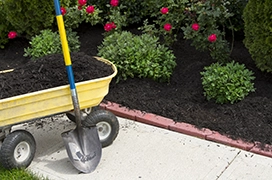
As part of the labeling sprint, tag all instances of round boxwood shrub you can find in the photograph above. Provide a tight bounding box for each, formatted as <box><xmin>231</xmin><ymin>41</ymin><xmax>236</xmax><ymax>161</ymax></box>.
<box><xmin>97</xmin><ymin>31</ymin><xmax>176</xmax><ymax>82</ymax></box>
<box><xmin>200</xmin><ymin>61</ymin><xmax>255</xmax><ymax>104</ymax></box>
<box><xmin>243</xmin><ymin>0</ymin><xmax>272</xmax><ymax>72</ymax></box>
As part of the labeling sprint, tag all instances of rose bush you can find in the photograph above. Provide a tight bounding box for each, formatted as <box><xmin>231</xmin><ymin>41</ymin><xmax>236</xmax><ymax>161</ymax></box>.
<box><xmin>139</xmin><ymin>1</ymin><xmax>186</xmax><ymax>45</ymax></box>
<box><xmin>140</xmin><ymin>0</ymin><xmax>235</xmax><ymax>62</ymax></box>
<box><xmin>181</xmin><ymin>0</ymin><xmax>234</xmax><ymax>62</ymax></box>
<box><xmin>1</xmin><ymin>0</ymin><xmax>249</xmax><ymax>67</ymax></box>
<box><xmin>63</xmin><ymin>3</ymin><xmax>102</xmax><ymax>30</ymax></box>
<box><xmin>99</xmin><ymin>0</ymin><xmax>127</xmax><ymax>37</ymax></box>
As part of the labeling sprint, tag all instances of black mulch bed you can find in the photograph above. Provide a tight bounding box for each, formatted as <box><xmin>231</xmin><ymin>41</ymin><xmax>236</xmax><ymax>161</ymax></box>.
<box><xmin>1</xmin><ymin>23</ymin><xmax>272</xmax><ymax>147</ymax></box>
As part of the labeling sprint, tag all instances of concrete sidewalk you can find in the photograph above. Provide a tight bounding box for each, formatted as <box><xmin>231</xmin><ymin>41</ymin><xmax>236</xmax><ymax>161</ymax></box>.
<box><xmin>12</xmin><ymin>114</ymin><xmax>272</xmax><ymax>180</ymax></box>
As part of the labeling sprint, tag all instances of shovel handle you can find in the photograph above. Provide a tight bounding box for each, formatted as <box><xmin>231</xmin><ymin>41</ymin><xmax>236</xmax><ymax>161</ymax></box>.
<box><xmin>53</xmin><ymin>0</ymin><xmax>81</xmax><ymax>126</ymax></box>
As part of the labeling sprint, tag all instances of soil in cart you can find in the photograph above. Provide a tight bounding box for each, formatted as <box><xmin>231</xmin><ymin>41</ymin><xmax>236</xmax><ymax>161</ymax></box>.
<box><xmin>0</xmin><ymin>52</ymin><xmax>114</xmax><ymax>99</ymax></box>
<box><xmin>1</xmin><ymin>23</ymin><xmax>272</xmax><ymax>147</ymax></box>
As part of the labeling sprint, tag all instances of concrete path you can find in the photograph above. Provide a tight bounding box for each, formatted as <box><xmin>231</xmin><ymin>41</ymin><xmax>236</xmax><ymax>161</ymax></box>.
<box><xmin>12</xmin><ymin>114</ymin><xmax>272</xmax><ymax>180</ymax></box>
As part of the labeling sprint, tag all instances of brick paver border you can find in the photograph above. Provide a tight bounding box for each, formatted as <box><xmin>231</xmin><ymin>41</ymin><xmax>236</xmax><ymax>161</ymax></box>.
<box><xmin>100</xmin><ymin>101</ymin><xmax>272</xmax><ymax>158</ymax></box>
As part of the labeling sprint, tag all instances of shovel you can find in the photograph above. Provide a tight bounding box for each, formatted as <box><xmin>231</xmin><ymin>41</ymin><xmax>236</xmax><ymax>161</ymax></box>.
<box><xmin>53</xmin><ymin>0</ymin><xmax>102</xmax><ymax>173</ymax></box>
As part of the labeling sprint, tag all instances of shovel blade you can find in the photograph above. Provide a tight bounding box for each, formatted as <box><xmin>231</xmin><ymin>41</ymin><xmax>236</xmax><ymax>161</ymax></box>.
<box><xmin>62</xmin><ymin>126</ymin><xmax>102</xmax><ymax>173</ymax></box>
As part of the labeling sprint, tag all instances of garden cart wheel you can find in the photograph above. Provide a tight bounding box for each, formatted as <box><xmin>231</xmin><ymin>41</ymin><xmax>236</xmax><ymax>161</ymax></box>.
<box><xmin>0</xmin><ymin>130</ymin><xmax>36</xmax><ymax>169</ymax></box>
<box><xmin>83</xmin><ymin>109</ymin><xmax>119</xmax><ymax>148</ymax></box>
<box><xmin>66</xmin><ymin>106</ymin><xmax>101</xmax><ymax>122</ymax></box>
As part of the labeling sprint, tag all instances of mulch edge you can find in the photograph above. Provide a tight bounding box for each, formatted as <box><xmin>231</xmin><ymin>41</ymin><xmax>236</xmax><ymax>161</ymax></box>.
<box><xmin>100</xmin><ymin>101</ymin><xmax>272</xmax><ymax>159</ymax></box>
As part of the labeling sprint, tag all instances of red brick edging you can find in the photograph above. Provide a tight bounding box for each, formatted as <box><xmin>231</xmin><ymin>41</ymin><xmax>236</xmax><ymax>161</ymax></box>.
<box><xmin>100</xmin><ymin>101</ymin><xmax>272</xmax><ymax>158</ymax></box>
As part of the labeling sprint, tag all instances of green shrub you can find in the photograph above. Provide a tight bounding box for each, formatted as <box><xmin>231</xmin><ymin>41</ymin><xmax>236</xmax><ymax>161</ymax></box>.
<box><xmin>0</xmin><ymin>1</ymin><xmax>10</xmax><ymax>49</ymax></box>
<box><xmin>24</xmin><ymin>29</ymin><xmax>80</xmax><ymax>59</ymax></box>
<box><xmin>200</xmin><ymin>61</ymin><xmax>255</xmax><ymax>104</ymax></box>
<box><xmin>63</xmin><ymin>5</ymin><xmax>102</xmax><ymax>30</ymax></box>
<box><xmin>4</xmin><ymin>0</ymin><xmax>55</xmax><ymax>39</ymax></box>
<box><xmin>63</xmin><ymin>6</ymin><xmax>85</xmax><ymax>29</ymax></box>
<box><xmin>243</xmin><ymin>0</ymin><xmax>272</xmax><ymax>72</ymax></box>
<box><xmin>141</xmin><ymin>0</ymin><xmax>234</xmax><ymax>62</ymax></box>
<box><xmin>60</xmin><ymin>0</ymin><xmax>77</xmax><ymax>7</ymax></box>
<box><xmin>97</xmin><ymin>31</ymin><xmax>176</xmax><ymax>82</ymax></box>
<box><xmin>181</xmin><ymin>0</ymin><xmax>234</xmax><ymax>63</ymax></box>
<box><xmin>140</xmin><ymin>0</ymin><xmax>187</xmax><ymax>45</ymax></box>
<box><xmin>88</xmin><ymin>0</ymin><xmax>145</xmax><ymax>25</ymax></box>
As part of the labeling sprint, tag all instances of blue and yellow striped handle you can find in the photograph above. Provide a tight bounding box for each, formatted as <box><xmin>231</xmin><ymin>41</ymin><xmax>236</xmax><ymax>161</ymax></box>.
<box><xmin>53</xmin><ymin>0</ymin><xmax>75</xmax><ymax>89</ymax></box>
<box><xmin>53</xmin><ymin>0</ymin><xmax>81</xmax><ymax>119</ymax></box>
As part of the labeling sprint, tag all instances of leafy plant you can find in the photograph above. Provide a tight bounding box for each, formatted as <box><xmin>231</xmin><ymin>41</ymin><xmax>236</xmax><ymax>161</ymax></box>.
<box><xmin>140</xmin><ymin>0</ymin><xmax>187</xmax><ymax>45</ymax></box>
<box><xmin>97</xmin><ymin>31</ymin><xmax>176</xmax><ymax>82</ymax></box>
<box><xmin>88</xmin><ymin>0</ymin><xmax>145</xmax><ymax>25</ymax></box>
<box><xmin>106</xmin><ymin>4</ymin><xmax>127</xmax><ymax>30</ymax></box>
<box><xmin>200</xmin><ymin>61</ymin><xmax>255</xmax><ymax>104</ymax></box>
<box><xmin>60</xmin><ymin>0</ymin><xmax>77</xmax><ymax>7</ymax></box>
<box><xmin>63</xmin><ymin>5</ymin><xmax>102</xmax><ymax>30</ymax></box>
<box><xmin>140</xmin><ymin>0</ymin><xmax>234</xmax><ymax>62</ymax></box>
<box><xmin>181</xmin><ymin>0</ymin><xmax>234</xmax><ymax>62</ymax></box>
<box><xmin>243</xmin><ymin>0</ymin><xmax>272</xmax><ymax>72</ymax></box>
<box><xmin>4</xmin><ymin>0</ymin><xmax>55</xmax><ymax>39</ymax></box>
<box><xmin>24</xmin><ymin>29</ymin><xmax>80</xmax><ymax>59</ymax></box>
<box><xmin>102</xmin><ymin>1</ymin><xmax>128</xmax><ymax>36</ymax></box>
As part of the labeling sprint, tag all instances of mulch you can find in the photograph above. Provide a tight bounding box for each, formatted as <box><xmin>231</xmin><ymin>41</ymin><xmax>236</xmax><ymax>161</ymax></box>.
<box><xmin>0</xmin><ymin>52</ymin><xmax>113</xmax><ymax>99</ymax></box>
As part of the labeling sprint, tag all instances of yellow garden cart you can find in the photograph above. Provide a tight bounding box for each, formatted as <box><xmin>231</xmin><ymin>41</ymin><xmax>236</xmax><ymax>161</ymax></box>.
<box><xmin>0</xmin><ymin>57</ymin><xmax>119</xmax><ymax>171</ymax></box>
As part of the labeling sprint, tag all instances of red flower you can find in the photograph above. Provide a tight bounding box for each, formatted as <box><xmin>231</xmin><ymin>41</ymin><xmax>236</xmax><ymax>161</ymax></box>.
<box><xmin>78</xmin><ymin>0</ymin><xmax>87</xmax><ymax>6</ymax></box>
<box><xmin>191</xmin><ymin>23</ymin><xmax>200</xmax><ymax>31</ymax></box>
<box><xmin>8</xmin><ymin>31</ymin><xmax>17</xmax><ymax>39</ymax></box>
<box><xmin>110</xmin><ymin>0</ymin><xmax>118</xmax><ymax>7</ymax></box>
<box><xmin>160</xmin><ymin>7</ymin><xmax>169</xmax><ymax>14</ymax></box>
<box><xmin>104</xmin><ymin>22</ymin><xmax>117</xmax><ymax>31</ymax></box>
<box><xmin>104</xmin><ymin>23</ymin><xmax>112</xmax><ymax>32</ymax></box>
<box><xmin>86</xmin><ymin>5</ymin><xmax>95</xmax><ymax>14</ymax></box>
<box><xmin>60</xmin><ymin>7</ymin><xmax>66</xmax><ymax>15</ymax></box>
<box><xmin>208</xmin><ymin>34</ymin><xmax>217</xmax><ymax>42</ymax></box>
<box><xmin>164</xmin><ymin>23</ymin><xmax>172</xmax><ymax>31</ymax></box>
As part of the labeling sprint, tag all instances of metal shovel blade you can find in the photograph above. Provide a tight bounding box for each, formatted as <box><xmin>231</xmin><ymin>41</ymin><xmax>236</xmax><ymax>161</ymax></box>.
<box><xmin>61</xmin><ymin>126</ymin><xmax>102</xmax><ymax>173</ymax></box>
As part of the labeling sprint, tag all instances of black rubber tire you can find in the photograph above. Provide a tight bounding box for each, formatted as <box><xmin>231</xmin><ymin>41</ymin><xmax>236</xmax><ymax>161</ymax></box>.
<box><xmin>83</xmin><ymin>110</ymin><xmax>119</xmax><ymax>148</ymax></box>
<box><xmin>0</xmin><ymin>130</ymin><xmax>36</xmax><ymax>169</ymax></box>
<box><xmin>66</xmin><ymin>106</ymin><xmax>101</xmax><ymax>123</ymax></box>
